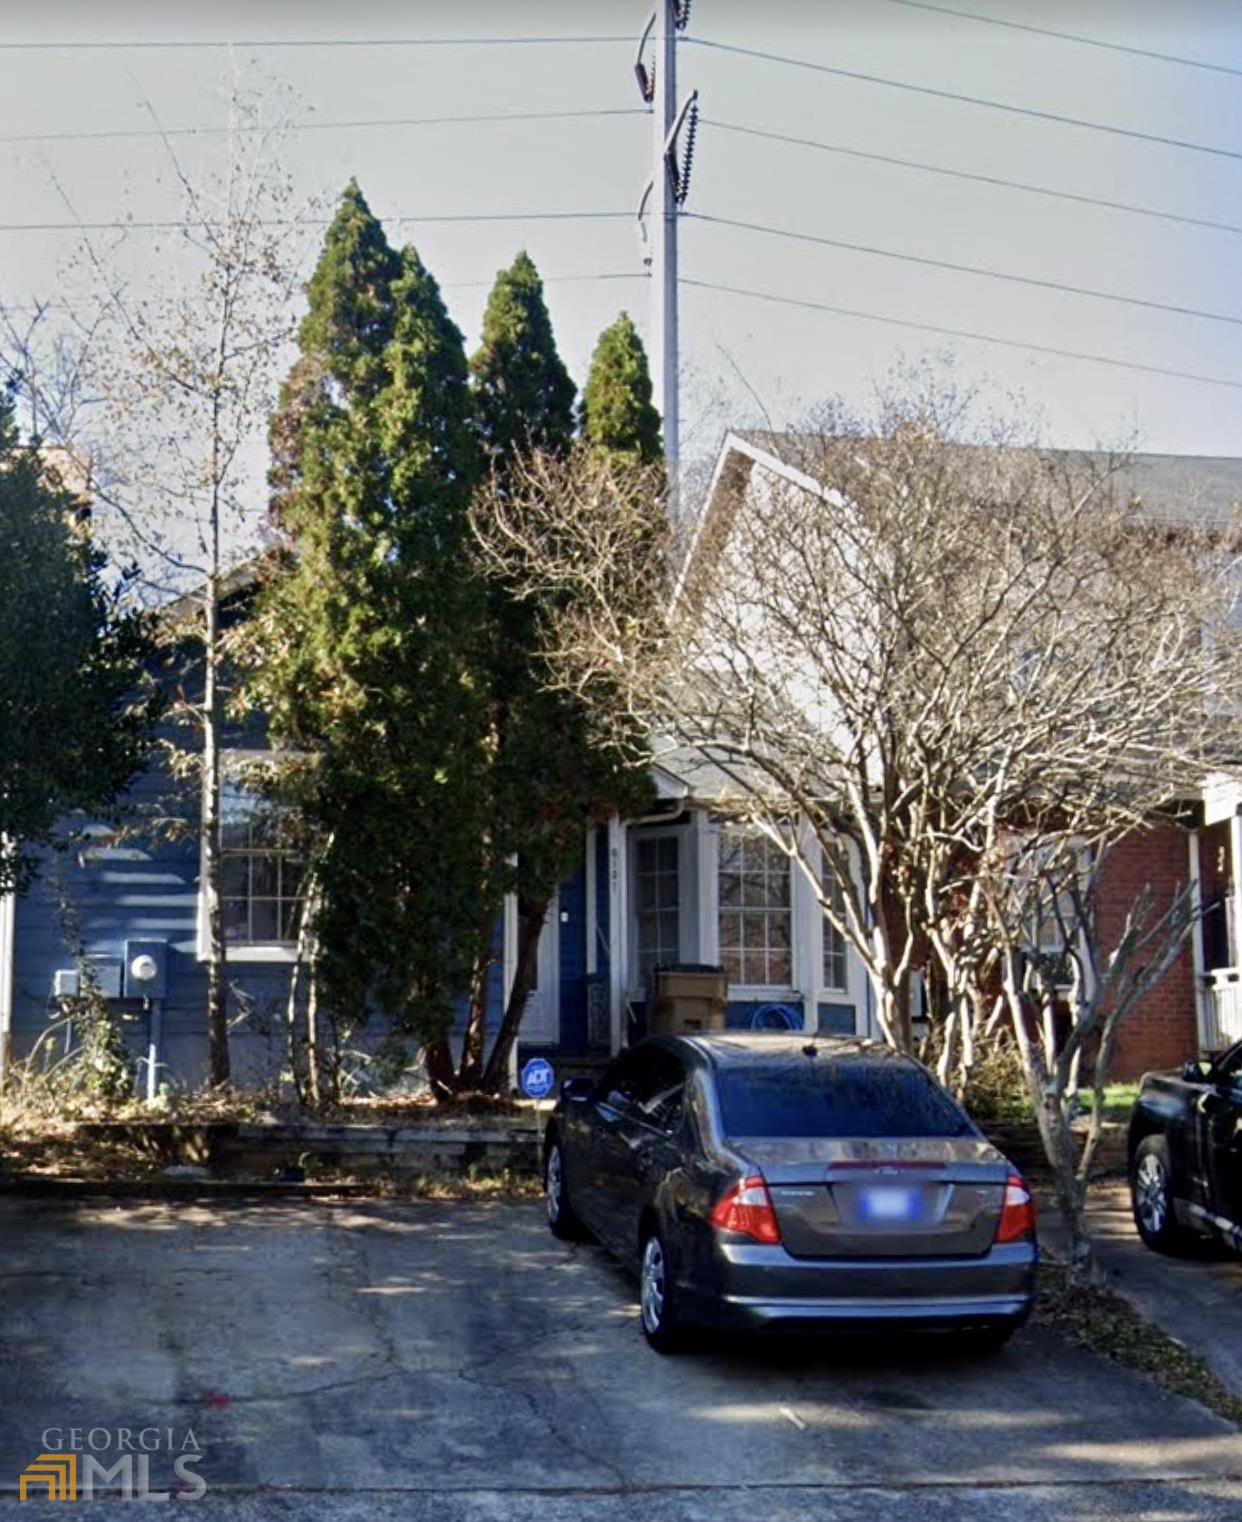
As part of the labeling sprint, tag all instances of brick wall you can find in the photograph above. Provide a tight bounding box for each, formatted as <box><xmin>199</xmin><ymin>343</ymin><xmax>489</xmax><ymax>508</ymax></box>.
<box><xmin>1100</xmin><ymin>823</ymin><xmax>1198</xmax><ymax>1080</ymax></box>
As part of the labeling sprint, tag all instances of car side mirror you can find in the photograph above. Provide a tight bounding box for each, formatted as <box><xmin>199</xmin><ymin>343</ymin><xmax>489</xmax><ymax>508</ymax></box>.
<box><xmin>560</xmin><ymin>1077</ymin><xmax>595</xmax><ymax>1103</ymax></box>
<box><xmin>1182</xmin><ymin>1059</ymin><xmax>1213</xmax><ymax>1083</ymax></box>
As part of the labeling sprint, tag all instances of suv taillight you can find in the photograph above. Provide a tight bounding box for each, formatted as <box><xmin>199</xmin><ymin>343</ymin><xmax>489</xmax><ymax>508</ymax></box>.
<box><xmin>710</xmin><ymin>1174</ymin><xmax>781</xmax><ymax>1244</ymax></box>
<box><xmin>994</xmin><ymin>1174</ymin><xmax>1037</xmax><ymax>1244</ymax></box>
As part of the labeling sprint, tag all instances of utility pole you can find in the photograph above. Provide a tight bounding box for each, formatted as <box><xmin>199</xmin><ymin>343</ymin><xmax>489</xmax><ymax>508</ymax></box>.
<box><xmin>635</xmin><ymin>3</ymin><xmax>698</xmax><ymax>492</ymax></box>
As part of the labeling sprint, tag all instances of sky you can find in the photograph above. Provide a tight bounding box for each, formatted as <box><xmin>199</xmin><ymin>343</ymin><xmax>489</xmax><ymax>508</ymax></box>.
<box><xmin>1</xmin><ymin>0</ymin><xmax>1240</xmax><ymax>507</ymax></box>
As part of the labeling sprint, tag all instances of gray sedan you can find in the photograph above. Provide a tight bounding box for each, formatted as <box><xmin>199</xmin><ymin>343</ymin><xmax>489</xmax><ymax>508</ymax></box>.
<box><xmin>543</xmin><ymin>1034</ymin><xmax>1037</xmax><ymax>1352</ymax></box>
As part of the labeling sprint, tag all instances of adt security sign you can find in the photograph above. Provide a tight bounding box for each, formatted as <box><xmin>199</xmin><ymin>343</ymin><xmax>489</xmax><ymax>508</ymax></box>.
<box><xmin>520</xmin><ymin>1057</ymin><xmax>556</xmax><ymax>1100</ymax></box>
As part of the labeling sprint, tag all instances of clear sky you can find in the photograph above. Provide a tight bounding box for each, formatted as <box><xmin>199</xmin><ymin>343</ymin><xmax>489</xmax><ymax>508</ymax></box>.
<box><xmin>1</xmin><ymin>0</ymin><xmax>1240</xmax><ymax>486</ymax></box>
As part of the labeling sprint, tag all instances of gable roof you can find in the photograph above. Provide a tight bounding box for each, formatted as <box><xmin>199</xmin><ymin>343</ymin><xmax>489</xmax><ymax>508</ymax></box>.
<box><xmin>677</xmin><ymin>429</ymin><xmax>1242</xmax><ymax>601</ymax></box>
<box><xmin>733</xmin><ymin>429</ymin><xmax>1242</xmax><ymax>527</ymax></box>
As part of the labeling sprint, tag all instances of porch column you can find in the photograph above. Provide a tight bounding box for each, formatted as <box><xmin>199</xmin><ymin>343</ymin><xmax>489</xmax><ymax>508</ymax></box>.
<box><xmin>1188</xmin><ymin>828</ymin><xmax>1207</xmax><ymax>1051</ymax></box>
<box><xmin>607</xmin><ymin>814</ymin><xmax>627</xmax><ymax>1054</ymax></box>
<box><xmin>1230</xmin><ymin>810</ymin><xmax>1242</xmax><ymax>977</ymax></box>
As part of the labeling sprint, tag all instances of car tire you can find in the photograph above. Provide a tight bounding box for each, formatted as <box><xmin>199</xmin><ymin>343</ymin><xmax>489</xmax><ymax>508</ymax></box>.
<box><xmin>639</xmin><ymin>1226</ymin><xmax>685</xmax><ymax>1354</ymax></box>
<box><xmin>1131</xmin><ymin>1135</ymin><xmax>1192</xmax><ymax>1254</ymax></box>
<box><xmin>545</xmin><ymin>1139</ymin><xmax>588</xmax><ymax>1242</ymax></box>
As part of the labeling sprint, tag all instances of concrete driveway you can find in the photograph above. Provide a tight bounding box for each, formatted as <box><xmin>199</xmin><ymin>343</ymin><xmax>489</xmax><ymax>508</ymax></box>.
<box><xmin>0</xmin><ymin>1195</ymin><xmax>1239</xmax><ymax>1521</ymax></box>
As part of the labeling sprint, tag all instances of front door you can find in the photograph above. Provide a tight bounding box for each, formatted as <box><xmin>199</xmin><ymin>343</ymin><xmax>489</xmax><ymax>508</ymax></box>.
<box><xmin>518</xmin><ymin>894</ymin><xmax>560</xmax><ymax>1045</ymax></box>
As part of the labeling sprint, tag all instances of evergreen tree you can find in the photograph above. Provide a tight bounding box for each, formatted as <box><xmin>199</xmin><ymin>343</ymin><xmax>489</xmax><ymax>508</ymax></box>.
<box><xmin>249</xmin><ymin>184</ymin><xmax>489</xmax><ymax>1094</ymax></box>
<box><xmin>470</xmin><ymin>251</ymin><xmax>575</xmax><ymax>473</ymax></box>
<box><xmin>580</xmin><ymin>312</ymin><xmax>662</xmax><ymax>465</ymax></box>
<box><xmin>0</xmin><ymin>397</ymin><xmax>152</xmax><ymax>893</ymax></box>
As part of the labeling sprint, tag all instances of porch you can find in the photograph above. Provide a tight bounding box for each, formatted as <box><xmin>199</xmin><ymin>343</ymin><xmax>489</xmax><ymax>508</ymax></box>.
<box><xmin>1193</xmin><ymin>777</ymin><xmax>1242</xmax><ymax>1055</ymax></box>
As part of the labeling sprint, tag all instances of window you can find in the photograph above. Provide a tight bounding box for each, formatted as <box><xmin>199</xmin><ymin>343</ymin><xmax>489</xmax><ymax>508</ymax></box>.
<box><xmin>635</xmin><ymin>835</ymin><xmax>680</xmax><ymax>984</ymax></box>
<box><xmin>715</xmin><ymin>1058</ymin><xmax>975</xmax><ymax>1140</ymax></box>
<box><xmin>718</xmin><ymin>827</ymin><xmax>792</xmax><ymax>987</ymax></box>
<box><xmin>601</xmin><ymin>1046</ymin><xmax>686</xmax><ymax>1134</ymax></box>
<box><xmin>821</xmin><ymin>864</ymin><xmax>849</xmax><ymax>993</ymax></box>
<box><xmin>219</xmin><ymin>766</ymin><xmax>304</xmax><ymax>947</ymax></box>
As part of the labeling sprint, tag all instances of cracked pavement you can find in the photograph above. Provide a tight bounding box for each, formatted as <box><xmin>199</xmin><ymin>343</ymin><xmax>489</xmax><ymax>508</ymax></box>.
<box><xmin>0</xmin><ymin>1195</ymin><xmax>1240</xmax><ymax>1519</ymax></box>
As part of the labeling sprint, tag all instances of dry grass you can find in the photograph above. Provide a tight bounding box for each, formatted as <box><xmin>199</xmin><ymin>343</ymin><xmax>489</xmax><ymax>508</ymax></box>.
<box><xmin>1035</xmin><ymin>1260</ymin><xmax>1242</xmax><ymax>1429</ymax></box>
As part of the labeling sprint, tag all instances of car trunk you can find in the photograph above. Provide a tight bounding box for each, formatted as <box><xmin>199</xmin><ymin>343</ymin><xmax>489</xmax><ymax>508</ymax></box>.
<box><xmin>735</xmin><ymin>1137</ymin><xmax>1011</xmax><ymax>1259</ymax></box>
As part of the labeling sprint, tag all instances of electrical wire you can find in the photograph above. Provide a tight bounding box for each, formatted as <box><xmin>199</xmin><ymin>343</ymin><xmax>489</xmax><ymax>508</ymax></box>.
<box><xmin>0</xmin><ymin>211</ymin><xmax>635</xmax><ymax>233</ymax></box>
<box><xmin>0</xmin><ymin>271</ymin><xmax>644</xmax><ymax>315</ymax></box>
<box><xmin>876</xmin><ymin>0</ymin><xmax>1242</xmax><ymax>80</ymax></box>
<box><xmin>689</xmin><ymin>212</ymin><xmax>1242</xmax><ymax>332</ymax></box>
<box><xmin>0</xmin><ymin>34</ymin><xmax>634</xmax><ymax>52</ymax></box>
<box><xmin>708</xmin><ymin>119</ymin><xmax>1242</xmax><ymax>241</ymax></box>
<box><xmin>0</xmin><ymin>107</ymin><xmax>646</xmax><ymax>147</ymax></box>
<box><xmin>681</xmin><ymin>277</ymin><xmax>1242</xmax><ymax>393</ymax></box>
<box><xmin>686</xmin><ymin>37</ymin><xmax>1242</xmax><ymax>163</ymax></box>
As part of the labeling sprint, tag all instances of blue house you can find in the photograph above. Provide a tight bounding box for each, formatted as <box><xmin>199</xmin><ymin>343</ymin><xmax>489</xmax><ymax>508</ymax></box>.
<box><xmin>0</xmin><ymin>434</ymin><xmax>887</xmax><ymax>1094</ymax></box>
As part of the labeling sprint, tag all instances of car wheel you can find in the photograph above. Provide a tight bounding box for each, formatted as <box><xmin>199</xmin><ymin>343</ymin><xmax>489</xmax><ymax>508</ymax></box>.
<box><xmin>1131</xmin><ymin>1136</ymin><xmax>1191</xmax><ymax>1254</ymax></box>
<box><xmin>545</xmin><ymin>1139</ymin><xmax>588</xmax><ymax>1242</ymax></box>
<box><xmin>639</xmin><ymin>1227</ymin><xmax>685</xmax><ymax>1353</ymax></box>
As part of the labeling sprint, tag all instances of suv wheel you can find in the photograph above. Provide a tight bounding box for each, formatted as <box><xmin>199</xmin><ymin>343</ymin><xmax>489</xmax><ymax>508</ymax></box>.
<box><xmin>1132</xmin><ymin>1136</ymin><xmax>1191</xmax><ymax>1254</ymax></box>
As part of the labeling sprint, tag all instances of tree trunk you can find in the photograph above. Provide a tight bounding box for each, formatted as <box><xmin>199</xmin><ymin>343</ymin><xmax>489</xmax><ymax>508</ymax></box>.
<box><xmin>202</xmin><ymin>570</ymin><xmax>231</xmax><ymax>1087</ymax></box>
<box><xmin>457</xmin><ymin>919</ymin><xmax>498</xmax><ymax>1089</ymax></box>
<box><xmin>481</xmin><ymin>893</ymin><xmax>550</xmax><ymax>1094</ymax></box>
<box><xmin>424</xmin><ymin>1036</ymin><xmax>458</xmax><ymax>1100</ymax></box>
<box><xmin>1001</xmin><ymin>961</ymin><xmax>1096</xmax><ymax>1285</ymax></box>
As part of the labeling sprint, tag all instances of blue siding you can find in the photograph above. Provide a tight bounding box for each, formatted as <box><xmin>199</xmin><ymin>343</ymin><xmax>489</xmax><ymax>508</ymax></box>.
<box><xmin>725</xmin><ymin>998</ymin><xmax>806</xmax><ymax>1031</ymax></box>
<box><xmin>816</xmin><ymin>1001</ymin><xmax>857</xmax><ymax>1036</ymax></box>
<box><xmin>9</xmin><ymin>741</ymin><xmax>295</xmax><ymax>1087</ymax></box>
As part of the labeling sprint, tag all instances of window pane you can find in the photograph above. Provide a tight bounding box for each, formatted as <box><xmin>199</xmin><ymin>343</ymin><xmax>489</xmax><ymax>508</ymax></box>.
<box><xmin>251</xmin><ymin>854</ymin><xmax>280</xmax><ymax>900</ymax></box>
<box><xmin>221</xmin><ymin>857</ymin><xmax>249</xmax><ymax>899</ymax></box>
<box><xmin>250</xmin><ymin>899</ymin><xmax>280</xmax><ymax>943</ymax></box>
<box><xmin>767</xmin><ymin>948</ymin><xmax>792</xmax><ymax>985</ymax></box>
<box><xmin>222</xmin><ymin>899</ymin><xmax>248</xmax><ymax>941</ymax></box>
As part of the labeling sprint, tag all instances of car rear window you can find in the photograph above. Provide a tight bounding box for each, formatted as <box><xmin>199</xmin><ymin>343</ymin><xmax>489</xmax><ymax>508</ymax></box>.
<box><xmin>714</xmin><ymin>1060</ymin><xmax>974</xmax><ymax>1139</ymax></box>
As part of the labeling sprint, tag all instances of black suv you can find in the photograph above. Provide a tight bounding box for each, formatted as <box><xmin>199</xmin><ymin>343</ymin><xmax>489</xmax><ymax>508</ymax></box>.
<box><xmin>1129</xmin><ymin>1039</ymin><xmax>1242</xmax><ymax>1254</ymax></box>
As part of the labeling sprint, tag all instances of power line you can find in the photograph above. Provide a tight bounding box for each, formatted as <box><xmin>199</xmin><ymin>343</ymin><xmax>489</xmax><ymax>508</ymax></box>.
<box><xmin>0</xmin><ymin>107</ymin><xmax>645</xmax><ymax>147</ymax></box>
<box><xmin>687</xmin><ymin>37</ymin><xmax>1242</xmax><ymax>163</ymax></box>
<box><xmin>709</xmin><ymin>119</ymin><xmax>1242</xmax><ymax>241</ymax></box>
<box><xmin>876</xmin><ymin>0</ymin><xmax>1242</xmax><ymax>80</ymax></box>
<box><xmin>690</xmin><ymin>212</ymin><xmax>1242</xmax><ymax>333</ymax></box>
<box><xmin>0</xmin><ymin>272</ymin><xmax>644</xmax><ymax>315</ymax></box>
<box><xmin>0</xmin><ymin>33</ymin><xmax>633</xmax><ymax>52</ymax></box>
<box><xmin>0</xmin><ymin>211</ymin><xmax>634</xmax><ymax>233</ymax></box>
<box><xmin>681</xmin><ymin>277</ymin><xmax>1242</xmax><ymax>394</ymax></box>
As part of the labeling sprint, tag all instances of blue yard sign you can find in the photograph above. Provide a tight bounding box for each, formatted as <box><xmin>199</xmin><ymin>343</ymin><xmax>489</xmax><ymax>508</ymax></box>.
<box><xmin>520</xmin><ymin>1057</ymin><xmax>556</xmax><ymax>1100</ymax></box>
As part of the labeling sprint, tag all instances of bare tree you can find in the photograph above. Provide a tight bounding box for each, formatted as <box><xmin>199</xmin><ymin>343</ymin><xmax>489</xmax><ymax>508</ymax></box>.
<box><xmin>3</xmin><ymin>90</ymin><xmax>306</xmax><ymax>1087</ymax></box>
<box><xmin>479</xmin><ymin>384</ymin><xmax>1242</xmax><ymax>1279</ymax></box>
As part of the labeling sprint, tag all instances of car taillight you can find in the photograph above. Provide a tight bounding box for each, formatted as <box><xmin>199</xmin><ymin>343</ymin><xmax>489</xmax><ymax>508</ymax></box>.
<box><xmin>994</xmin><ymin>1174</ymin><xmax>1037</xmax><ymax>1244</ymax></box>
<box><xmin>710</xmin><ymin>1174</ymin><xmax>781</xmax><ymax>1244</ymax></box>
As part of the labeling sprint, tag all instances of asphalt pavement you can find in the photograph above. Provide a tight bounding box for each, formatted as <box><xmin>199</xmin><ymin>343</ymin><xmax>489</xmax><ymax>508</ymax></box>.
<box><xmin>0</xmin><ymin>1195</ymin><xmax>1239</xmax><ymax>1520</ymax></box>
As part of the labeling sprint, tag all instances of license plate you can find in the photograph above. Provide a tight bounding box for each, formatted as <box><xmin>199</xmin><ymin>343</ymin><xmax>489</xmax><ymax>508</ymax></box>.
<box><xmin>857</xmin><ymin>1185</ymin><xmax>926</xmax><ymax>1224</ymax></box>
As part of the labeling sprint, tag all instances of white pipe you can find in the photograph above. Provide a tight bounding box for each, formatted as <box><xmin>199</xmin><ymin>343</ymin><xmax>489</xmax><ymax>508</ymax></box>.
<box><xmin>0</xmin><ymin>874</ymin><xmax>13</xmax><ymax>1083</ymax></box>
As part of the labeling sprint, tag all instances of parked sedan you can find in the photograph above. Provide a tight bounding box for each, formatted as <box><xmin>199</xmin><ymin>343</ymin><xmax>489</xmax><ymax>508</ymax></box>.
<box><xmin>543</xmin><ymin>1034</ymin><xmax>1038</xmax><ymax>1352</ymax></box>
<box><xmin>1129</xmin><ymin>1039</ymin><xmax>1242</xmax><ymax>1255</ymax></box>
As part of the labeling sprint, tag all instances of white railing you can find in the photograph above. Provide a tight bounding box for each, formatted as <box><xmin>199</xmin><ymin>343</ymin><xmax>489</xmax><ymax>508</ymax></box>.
<box><xmin>1200</xmin><ymin>968</ymin><xmax>1242</xmax><ymax>1052</ymax></box>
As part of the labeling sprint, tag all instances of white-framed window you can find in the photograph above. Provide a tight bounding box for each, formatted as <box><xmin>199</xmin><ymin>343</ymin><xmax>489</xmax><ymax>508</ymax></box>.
<box><xmin>634</xmin><ymin>833</ymin><xmax>681</xmax><ymax>985</ymax></box>
<box><xmin>718</xmin><ymin>826</ymin><xmax>792</xmax><ymax>988</ymax></box>
<box><xmin>200</xmin><ymin>755</ymin><xmax>305</xmax><ymax>962</ymax></box>
<box><xmin>821</xmin><ymin>864</ymin><xmax>849</xmax><ymax>993</ymax></box>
